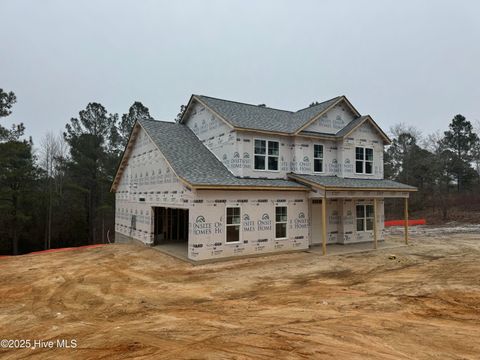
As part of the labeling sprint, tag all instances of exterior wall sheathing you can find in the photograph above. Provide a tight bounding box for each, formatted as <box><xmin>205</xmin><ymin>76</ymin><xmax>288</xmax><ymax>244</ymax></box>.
<box><xmin>113</xmin><ymin>100</ymin><xmax>397</xmax><ymax>262</ymax></box>
<box><xmin>188</xmin><ymin>190</ymin><xmax>310</xmax><ymax>261</ymax></box>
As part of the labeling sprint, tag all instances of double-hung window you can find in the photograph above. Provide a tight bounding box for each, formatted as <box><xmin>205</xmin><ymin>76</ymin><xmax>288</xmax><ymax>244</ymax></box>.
<box><xmin>226</xmin><ymin>207</ymin><xmax>241</xmax><ymax>243</ymax></box>
<box><xmin>313</xmin><ymin>144</ymin><xmax>323</xmax><ymax>173</ymax></box>
<box><xmin>275</xmin><ymin>206</ymin><xmax>288</xmax><ymax>239</ymax></box>
<box><xmin>355</xmin><ymin>147</ymin><xmax>373</xmax><ymax>174</ymax></box>
<box><xmin>254</xmin><ymin>139</ymin><xmax>279</xmax><ymax>170</ymax></box>
<box><xmin>356</xmin><ymin>204</ymin><xmax>374</xmax><ymax>231</ymax></box>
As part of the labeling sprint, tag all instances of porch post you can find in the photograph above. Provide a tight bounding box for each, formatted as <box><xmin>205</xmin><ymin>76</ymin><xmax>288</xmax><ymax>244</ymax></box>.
<box><xmin>404</xmin><ymin>197</ymin><xmax>409</xmax><ymax>245</ymax></box>
<box><xmin>373</xmin><ymin>198</ymin><xmax>378</xmax><ymax>249</ymax></box>
<box><xmin>322</xmin><ymin>195</ymin><xmax>327</xmax><ymax>255</ymax></box>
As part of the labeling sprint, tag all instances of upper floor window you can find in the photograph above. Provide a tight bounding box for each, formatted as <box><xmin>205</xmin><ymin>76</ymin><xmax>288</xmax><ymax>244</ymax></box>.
<box><xmin>313</xmin><ymin>144</ymin><xmax>324</xmax><ymax>173</ymax></box>
<box><xmin>355</xmin><ymin>147</ymin><xmax>373</xmax><ymax>174</ymax></box>
<box><xmin>254</xmin><ymin>139</ymin><xmax>279</xmax><ymax>171</ymax></box>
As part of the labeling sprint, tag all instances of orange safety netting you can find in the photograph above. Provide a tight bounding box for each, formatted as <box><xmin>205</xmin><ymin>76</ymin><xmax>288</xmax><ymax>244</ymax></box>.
<box><xmin>384</xmin><ymin>219</ymin><xmax>426</xmax><ymax>227</ymax></box>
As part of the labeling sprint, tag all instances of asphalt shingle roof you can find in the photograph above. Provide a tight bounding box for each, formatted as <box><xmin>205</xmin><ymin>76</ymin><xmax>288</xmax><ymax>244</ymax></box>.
<box><xmin>138</xmin><ymin>119</ymin><xmax>307</xmax><ymax>189</ymax></box>
<box><xmin>289</xmin><ymin>174</ymin><xmax>417</xmax><ymax>191</ymax></box>
<box><xmin>335</xmin><ymin>115</ymin><xmax>369</xmax><ymax>137</ymax></box>
<box><xmin>195</xmin><ymin>95</ymin><xmax>342</xmax><ymax>134</ymax></box>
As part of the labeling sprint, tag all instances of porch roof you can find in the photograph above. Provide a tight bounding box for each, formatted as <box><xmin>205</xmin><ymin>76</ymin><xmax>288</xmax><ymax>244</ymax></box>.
<box><xmin>288</xmin><ymin>174</ymin><xmax>417</xmax><ymax>192</ymax></box>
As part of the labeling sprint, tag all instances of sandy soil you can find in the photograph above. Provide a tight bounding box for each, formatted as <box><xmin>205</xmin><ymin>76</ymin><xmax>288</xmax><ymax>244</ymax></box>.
<box><xmin>1</xmin><ymin>228</ymin><xmax>480</xmax><ymax>359</ymax></box>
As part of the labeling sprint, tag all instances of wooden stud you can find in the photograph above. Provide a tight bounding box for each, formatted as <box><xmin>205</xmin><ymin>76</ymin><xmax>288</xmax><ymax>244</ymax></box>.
<box><xmin>164</xmin><ymin>208</ymin><xmax>168</xmax><ymax>242</ymax></box>
<box><xmin>404</xmin><ymin>197</ymin><xmax>409</xmax><ymax>245</ymax></box>
<box><xmin>322</xmin><ymin>196</ymin><xmax>327</xmax><ymax>256</ymax></box>
<box><xmin>169</xmin><ymin>208</ymin><xmax>173</xmax><ymax>242</ymax></box>
<box><xmin>176</xmin><ymin>209</ymin><xmax>180</xmax><ymax>242</ymax></box>
<box><xmin>373</xmin><ymin>198</ymin><xmax>378</xmax><ymax>249</ymax></box>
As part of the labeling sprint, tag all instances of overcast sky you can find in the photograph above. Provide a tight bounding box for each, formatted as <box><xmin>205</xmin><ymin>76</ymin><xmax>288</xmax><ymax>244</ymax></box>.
<box><xmin>1</xmin><ymin>0</ymin><xmax>479</xmax><ymax>143</ymax></box>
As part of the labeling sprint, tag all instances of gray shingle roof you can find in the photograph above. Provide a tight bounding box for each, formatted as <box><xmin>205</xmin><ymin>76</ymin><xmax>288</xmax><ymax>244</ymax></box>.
<box><xmin>194</xmin><ymin>95</ymin><xmax>342</xmax><ymax>134</ymax></box>
<box><xmin>334</xmin><ymin>115</ymin><xmax>391</xmax><ymax>143</ymax></box>
<box><xmin>335</xmin><ymin>115</ymin><xmax>369</xmax><ymax>137</ymax></box>
<box><xmin>289</xmin><ymin>174</ymin><xmax>417</xmax><ymax>191</ymax></box>
<box><xmin>139</xmin><ymin>119</ymin><xmax>307</xmax><ymax>189</ymax></box>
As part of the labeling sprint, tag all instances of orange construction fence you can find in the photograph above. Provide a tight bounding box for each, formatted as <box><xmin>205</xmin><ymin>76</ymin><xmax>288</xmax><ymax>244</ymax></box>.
<box><xmin>384</xmin><ymin>219</ymin><xmax>426</xmax><ymax>227</ymax></box>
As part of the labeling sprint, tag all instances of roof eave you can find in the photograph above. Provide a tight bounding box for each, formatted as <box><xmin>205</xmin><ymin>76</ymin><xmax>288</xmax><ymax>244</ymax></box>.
<box><xmin>338</xmin><ymin>115</ymin><xmax>392</xmax><ymax>145</ymax></box>
<box><xmin>178</xmin><ymin>94</ymin><xmax>196</xmax><ymax>124</ymax></box>
<box><xmin>185</xmin><ymin>95</ymin><xmax>236</xmax><ymax>130</ymax></box>
<box><xmin>192</xmin><ymin>183</ymin><xmax>308</xmax><ymax>191</ymax></box>
<box><xmin>293</xmin><ymin>97</ymin><xmax>345</xmax><ymax>135</ymax></box>
<box><xmin>293</xmin><ymin>95</ymin><xmax>362</xmax><ymax>135</ymax></box>
<box><xmin>110</xmin><ymin>121</ymin><xmax>142</xmax><ymax>192</ymax></box>
<box><xmin>340</xmin><ymin>95</ymin><xmax>362</xmax><ymax>118</ymax></box>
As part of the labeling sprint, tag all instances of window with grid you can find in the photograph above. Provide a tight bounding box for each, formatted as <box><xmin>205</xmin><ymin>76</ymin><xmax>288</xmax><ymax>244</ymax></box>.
<box><xmin>356</xmin><ymin>204</ymin><xmax>374</xmax><ymax>231</ymax></box>
<box><xmin>226</xmin><ymin>207</ymin><xmax>241</xmax><ymax>243</ymax></box>
<box><xmin>254</xmin><ymin>139</ymin><xmax>279</xmax><ymax>170</ymax></box>
<box><xmin>313</xmin><ymin>144</ymin><xmax>323</xmax><ymax>172</ymax></box>
<box><xmin>275</xmin><ymin>206</ymin><xmax>288</xmax><ymax>239</ymax></box>
<box><xmin>355</xmin><ymin>147</ymin><xmax>373</xmax><ymax>174</ymax></box>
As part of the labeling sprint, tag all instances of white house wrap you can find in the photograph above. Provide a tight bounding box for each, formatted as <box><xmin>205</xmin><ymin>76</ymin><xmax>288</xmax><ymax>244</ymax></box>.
<box><xmin>111</xmin><ymin>94</ymin><xmax>416</xmax><ymax>262</ymax></box>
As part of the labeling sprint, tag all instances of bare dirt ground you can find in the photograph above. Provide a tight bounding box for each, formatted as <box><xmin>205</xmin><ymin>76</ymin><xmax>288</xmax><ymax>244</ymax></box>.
<box><xmin>1</xmin><ymin>227</ymin><xmax>480</xmax><ymax>359</ymax></box>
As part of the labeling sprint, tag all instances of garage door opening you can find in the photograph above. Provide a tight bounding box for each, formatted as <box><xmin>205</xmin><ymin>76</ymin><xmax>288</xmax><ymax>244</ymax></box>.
<box><xmin>153</xmin><ymin>207</ymin><xmax>189</xmax><ymax>246</ymax></box>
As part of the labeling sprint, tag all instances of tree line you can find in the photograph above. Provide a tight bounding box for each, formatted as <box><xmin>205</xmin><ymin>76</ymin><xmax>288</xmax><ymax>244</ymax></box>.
<box><xmin>0</xmin><ymin>88</ymin><xmax>153</xmax><ymax>255</ymax></box>
<box><xmin>1</xmin><ymin>88</ymin><xmax>479</xmax><ymax>254</ymax></box>
<box><xmin>384</xmin><ymin>116</ymin><xmax>480</xmax><ymax>221</ymax></box>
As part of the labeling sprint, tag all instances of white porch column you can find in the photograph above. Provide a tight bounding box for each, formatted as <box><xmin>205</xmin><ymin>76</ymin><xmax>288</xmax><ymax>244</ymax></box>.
<box><xmin>404</xmin><ymin>197</ymin><xmax>409</xmax><ymax>245</ymax></box>
<box><xmin>373</xmin><ymin>198</ymin><xmax>378</xmax><ymax>249</ymax></box>
<box><xmin>322</xmin><ymin>195</ymin><xmax>327</xmax><ymax>255</ymax></box>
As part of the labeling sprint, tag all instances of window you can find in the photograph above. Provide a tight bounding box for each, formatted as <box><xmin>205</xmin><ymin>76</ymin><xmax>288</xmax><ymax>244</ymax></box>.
<box><xmin>275</xmin><ymin>206</ymin><xmax>288</xmax><ymax>239</ymax></box>
<box><xmin>313</xmin><ymin>144</ymin><xmax>323</xmax><ymax>172</ymax></box>
<box><xmin>226</xmin><ymin>207</ymin><xmax>241</xmax><ymax>243</ymax></box>
<box><xmin>254</xmin><ymin>139</ymin><xmax>279</xmax><ymax>170</ymax></box>
<box><xmin>254</xmin><ymin>140</ymin><xmax>266</xmax><ymax>170</ymax></box>
<box><xmin>355</xmin><ymin>147</ymin><xmax>373</xmax><ymax>174</ymax></box>
<box><xmin>356</xmin><ymin>204</ymin><xmax>374</xmax><ymax>231</ymax></box>
<box><xmin>267</xmin><ymin>141</ymin><xmax>279</xmax><ymax>170</ymax></box>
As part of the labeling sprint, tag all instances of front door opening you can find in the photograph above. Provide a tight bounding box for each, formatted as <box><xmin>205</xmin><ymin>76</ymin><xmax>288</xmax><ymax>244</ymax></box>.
<box><xmin>311</xmin><ymin>199</ymin><xmax>323</xmax><ymax>245</ymax></box>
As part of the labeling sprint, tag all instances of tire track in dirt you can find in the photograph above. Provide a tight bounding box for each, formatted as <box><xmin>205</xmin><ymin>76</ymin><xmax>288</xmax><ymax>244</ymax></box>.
<box><xmin>1</xmin><ymin>234</ymin><xmax>480</xmax><ymax>359</ymax></box>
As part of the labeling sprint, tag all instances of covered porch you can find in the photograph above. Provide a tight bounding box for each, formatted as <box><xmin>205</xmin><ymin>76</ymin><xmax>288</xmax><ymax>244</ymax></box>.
<box><xmin>288</xmin><ymin>174</ymin><xmax>417</xmax><ymax>255</ymax></box>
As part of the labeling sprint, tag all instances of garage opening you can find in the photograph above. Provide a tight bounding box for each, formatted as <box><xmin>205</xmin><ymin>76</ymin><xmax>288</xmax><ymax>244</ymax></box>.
<box><xmin>153</xmin><ymin>207</ymin><xmax>189</xmax><ymax>246</ymax></box>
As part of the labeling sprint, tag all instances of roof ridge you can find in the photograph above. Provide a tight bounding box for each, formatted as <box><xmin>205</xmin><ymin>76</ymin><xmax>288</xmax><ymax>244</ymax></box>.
<box><xmin>195</xmin><ymin>94</ymin><xmax>294</xmax><ymax>114</ymax></box>
<box><xmin>294</xmin><ymin>95</ymin><xmax>343</xmax><ymax>113</ymax></box>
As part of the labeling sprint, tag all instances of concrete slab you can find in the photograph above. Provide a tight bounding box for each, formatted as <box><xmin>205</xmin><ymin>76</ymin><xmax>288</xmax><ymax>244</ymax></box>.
<box><xmin>308</xmin><ymin>239</ymin><xmax>407</xmax><ymax>256</ymax></box>
<box><xmin>152</xmin><ymin>239</ymin><xmax>407</xmax><ymax>263</ymax></box>
<box><xmin>152</xmin><ymin>243</ymin><xmax>191</xmax><ymax>263</ymax></box>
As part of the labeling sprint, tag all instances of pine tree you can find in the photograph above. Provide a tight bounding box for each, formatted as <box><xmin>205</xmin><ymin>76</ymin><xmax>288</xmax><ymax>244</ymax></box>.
<box><xmin>441</xmin><ymin>114</ymin><xmax>479</xmax><ymax>191</ymax></box>
<box><xmin>119</xmin><ymin>102</ymin><xmax>153</xmax><ymax>148</ymax></box>
<box><xmin>64</xmin><ymin>102</ymin><xmax>119</xmax><ymax>244</ymax></box>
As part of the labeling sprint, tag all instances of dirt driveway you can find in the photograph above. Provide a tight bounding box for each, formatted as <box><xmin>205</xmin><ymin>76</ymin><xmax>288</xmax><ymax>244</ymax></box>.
<box><xmin>1</xmin><ymin>230</ymin><xmax>480</xmax><ymax>359</ymax></box>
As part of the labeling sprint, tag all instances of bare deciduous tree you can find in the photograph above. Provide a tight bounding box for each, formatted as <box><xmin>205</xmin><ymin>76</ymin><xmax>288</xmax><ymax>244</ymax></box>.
<box><xmin>389</xmin><ymin>123</ymin><xmax>423</xmax><ymax>143</ymax></box>
<box><xmin>39</xmin><ymin>132</ymin><xmax>68</xmax><ymax>249</ymax></box>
